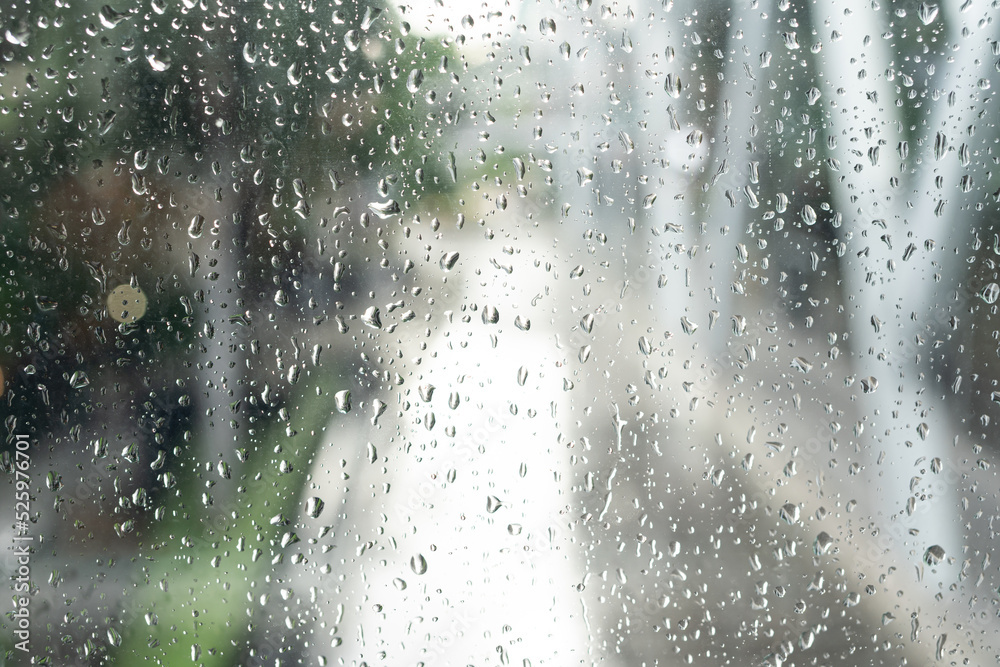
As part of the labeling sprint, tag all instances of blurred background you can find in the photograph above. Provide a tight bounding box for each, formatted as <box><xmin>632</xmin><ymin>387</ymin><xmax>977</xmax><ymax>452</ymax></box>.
<box><xmin>1</xmin><ymin>0</ymin><xmax>999</xmax><ymax>665</ymax></box>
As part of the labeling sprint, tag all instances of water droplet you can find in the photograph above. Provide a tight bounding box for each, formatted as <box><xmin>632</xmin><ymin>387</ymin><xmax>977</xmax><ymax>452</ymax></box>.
<box><xmin>362</xmin><ymin>307</ymin><xmax>381</xmax><ymax>328</ymax></box>
<box><xmin>665</xmin><ymin>73</ymin><xmax>681</xmax><ymax>98</ymax></box>
<box><xmin>486</xmin><ymin>495</ymin><xmax>502</xmax><ymax>513</ymax></box>
<box><xmin>418</xmin><ymin>384</ymin><xmax>435</xmax><ymax>402</ymax></box>
<box><xmin>368</xmin><ymin>200</ymin><xmax>400</xmax><ymax>219</ymax></box>
<box><xmin>69</xmin><ymin>371</ymin><xmax>90</xmax><ymax>389</ymax></box>
<box><xmin>779</xmin><ymin>503</ymin><xmax>801</xmax><ymax>524</ymax></box>
<box><xmin>917</xmin><ymin>2</ymin><xmax>939</xmax><ymax>24</ymax></box>
<box><xmin>806</xmin><ymin>87</ymin><xmax>822</xmax><ymax>105</ymax></box>
<box><xmin>619</xmin><ymin>130</ymin><xmax>635</xmax><ymax>153</ymax></box>
<box><xmin>860</xmin><ymin>376</ymin><xmax>878</xmax><ymax>393</ymax></box>
<box><xmin>618</xmin><ymin>28</ymin><xmax>633</xmax><ymax>52</ymax></box>
<box><xmin>115</xmin><ymin>518</ymin><xmax>135</xmax><ymax>536</ymax></box>
<box><xmin>813</xmin><ymin>531</ymin><xmax>834</xmax><ymax>555</ymax></box>
<box><xmin>335</xmin><ymin>390</ymin><xmax>352</xmax><ymax>413</ymax></box>
<box><xmin>514</xmin><ymin>315</ymin><xmax>531</xmax><ymax>331</ymax></box>
<box><xmin>981</xmin><ymin>282</ymin><xmax>999</xmax><ymax>304</ymax></box>
<box><xmin>389</xmin><ymin>135</ymin><xmax>403</xmax><ymax>155</ymax></box>
<box><xmin>801</xmin><ymin>204</ymin><xmax>817</xmax><ymax>226</ymax></box>
<box><xmin>287</xmin><ymin>61</ymin><xmax>303</xmax><ymax>86</ymax></box>
<box><xmin>638</xmin><ymin>336</ymin><xmax>653</xmax><ymax>356</ymax></box>
<box><xmin>410</xmin><ymin>554</ymin><xmax>428</xmax><ymax>575</ymax></box>
<box><xmin>304</xmin><ymin>497</ymin><xmax>325</xmax><ymax>519</ymax></box>
<box><xmin>790</xmin><ymin>356</ymin><xmax>813</xmax><ymax>373</ymax></box>
<box><xmin>513</xmin><ymin>157</ymin><xmax>526</xmax><ymax>180</ymax></box>
<box><xmin>732</xmin><ymin>315</ymin><xmax>747</xmax><ymax>336</ymax></box>
<box><xmin>146</xmin><ymin>50</ymin><xmax>171</xmax><ymax>72</ymax></box>
<box><xmin>934</xmin><ymin>132</ymin><xmax>948</xmax><ymax>161</ymax></box>
<box><xmin>274</xmin><ymin>289</ymin><xmax>288</xmax><ymax>307</ymax></box>
<box><xmin>518</xmin><ymin>45</ymin><xmax>531</xmax><ymax>66</ymax></box>
<box><xmin>439</xmin><ymin>252</ymin><xmax>460</xmax><ymax>271</ymax></box>
<box><xmin>361</xmin><ymin>6</ymin><xmax>382</xmax><ymax>30</ymax></box>
<box><xmin>35</xmin><ymin>295</ymin><xmax>58</xmax><ymax>311</ymax></box>
<box><xmin>107</xmin><ymin>627</ymin><xmax>123</xmax><ymax>647</ymax></box>
<box><xmin>406</xmin><ymin>69</ymin><xmax>424</xmax><ymax>93</ymax></box>
<box><xmin>936</xmin><ymin>633</ymin><xmax>948</xmax><ymax>660</ymax></box>
<box><xmin>118</xmin><ymin>218</ymin><xmax>132</xmax><ymax>245</ymax></box>
<box><xmin>188</xmin><ymin>214</ymin><xmax>205</xmax><ymax>239</ymax></box>
<box><xmin>371</xmin><ymin>399</ymin><xmax>387</xmax><ymax>426</ymax></box>
<box><xmin>99</xmin><ymin>5</ymin><xmax>131</xmax><ymax>28</ymax></box>
<box><xmin>539</xmin><ymin>17</ymin><xmax>556</xmax><ymax>35</ymax></box>
<box><xmin>344</xmin><ymin>29</ymin><xmax>361</xmax><ymax>51</ymax></box>
<box><xmin>923</xmin><ymin>544</ymin><xmax>945</xmax><ymax>565</ymax></box>
<box><xmin>243</xmin><ymin>41</ymin><xmax>258</xmax><ymax>63</ymax></box>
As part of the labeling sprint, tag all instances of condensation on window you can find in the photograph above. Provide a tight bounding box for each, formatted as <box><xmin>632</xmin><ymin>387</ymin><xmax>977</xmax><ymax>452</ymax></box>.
<box><xmin>0</xmin><ymin>1</ymin><xmax>997</xmax><ymax>665</ymax></box>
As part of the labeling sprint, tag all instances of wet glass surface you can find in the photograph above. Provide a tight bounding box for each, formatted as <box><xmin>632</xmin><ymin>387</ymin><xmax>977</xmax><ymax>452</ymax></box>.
<box><xmin>1</xmin><ymin>0</ymin><xmax>999</xmax><ymax>665</ymax></box>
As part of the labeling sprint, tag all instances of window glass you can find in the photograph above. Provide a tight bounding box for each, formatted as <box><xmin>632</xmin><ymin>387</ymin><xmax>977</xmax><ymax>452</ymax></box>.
<box><xmin>2</xmin><ymin>0</ymin><xmax>997</xmax><ymax>665</ymax></box>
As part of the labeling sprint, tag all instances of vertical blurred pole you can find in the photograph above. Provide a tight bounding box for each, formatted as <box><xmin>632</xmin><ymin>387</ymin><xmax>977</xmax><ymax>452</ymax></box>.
<box><xmin>697</xmin><ymin>0</ymin><xmax>775</xmax><ymax>365</ymax></box>
<box><xmin>818</xmin><ymin>0</ymin><xmax>963</xmax><ymax>596</ymax></box>
<box><xmin>191</xmin><ymin>7</ymin><xmax>257</xmax><ymax>515</ymax></box>
<box><xmin>894</xmin><ymin>9</ymin><xmax>996</xmax><ymax>637</ymax></box>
